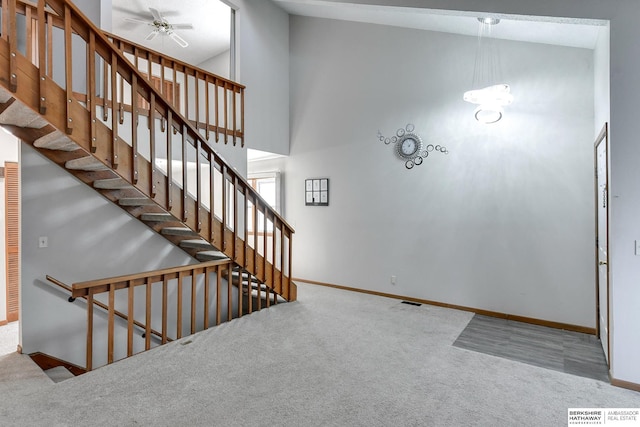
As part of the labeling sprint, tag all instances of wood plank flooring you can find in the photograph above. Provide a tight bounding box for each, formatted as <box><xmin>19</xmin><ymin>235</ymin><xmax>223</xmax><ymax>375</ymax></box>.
<box><xmin>453</xmin><ymin>315</ymin><xmax>609</xmax><ymax>382</ymax></box>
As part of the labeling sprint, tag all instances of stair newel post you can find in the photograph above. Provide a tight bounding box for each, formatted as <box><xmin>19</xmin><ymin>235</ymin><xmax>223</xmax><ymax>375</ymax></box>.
<box><xmin>127</xmin><ymin>280</ymin><xmax>134</xmax><ymax>357</ymax></box>
<box><xmin>196</xmin><ymin>139</ymin><xmax>202</xmax><ymax>232</ymax></box>
<box><xmin>7</xmin><ymin>0</ymin><xmax>17</xmax><ymax>92</ymax></box>
<box><xmin>37</xmin><ymin>0</ymin><xmax>47</xmax><ymax>114</ymax></box>
<box><xmin>150</xmin><ymin>92</ymin><xmax>157</xmax><ymax>198</ymax></box>
<box><xmin>237</xmin><ymin>268</ymin><xmax>243</xmax><ymax>319</ymax></box>
<box><xmin>111</xmin><ymin>52</ymin><xmax>119</xmax><ymax>168</ymax></box>
<box><xmin>246</xmin><ymin>271</ymin><xmax>253</xmax><ymax>314</ymax></box>
<box><xmin>86</xmin><ymin>289</ymin><xmax>94</xmax><ymax>372</ymax></box>
<box><xmin>166</xmin><ymin>109</ymin><xmax>173</xmax><ymax>210</ymax></box>
<box><xmin>182</xmin><ymin>124</ymin><xmax>188</xmax><ymax>222</ymax></box>
<box><xmin>288</xmin><ymin>229</ymin><xmax>294</xmax><ymax>300</ymax></box>
<box><xmin>107</xmin><ymin>283</ymin><xmax>115</xmax><ymax>365</ymax></box>
<box><xmin>63</xmin><ymin>4</ymin><xmax>73</xmax><ymax>134</ymax></box>
<box><xmin>102</xmin><ymin>60</ymin><xmax>108</xmax><ymax>120</ymax></box>
<box><xmin>88</xmin><ymin>33</ymin><xmax>97</xmax><ymax>152</ymax></box>
<box><xmin>117</xmin><ymin>41</ymin><xmax>124</xmax><ymax>125</ymax></box>
<box><xmin>131</xmin><ymin>73</ymin><xmax>139</xmax><ymax>184</ymax></box>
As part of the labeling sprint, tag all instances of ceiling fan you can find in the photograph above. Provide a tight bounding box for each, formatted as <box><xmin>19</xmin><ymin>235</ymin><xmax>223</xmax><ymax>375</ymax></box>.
<box><xmin>124</xmin><ymin>7</ymin><xmax>194</xmax><ymax>48</ymax></box>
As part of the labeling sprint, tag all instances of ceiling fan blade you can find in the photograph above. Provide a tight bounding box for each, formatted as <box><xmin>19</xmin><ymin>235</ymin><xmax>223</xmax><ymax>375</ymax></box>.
<box><xmin>145</xmin><ymin>30</ymin><xmax>159</xmax><ymax>41</ymax></box>
<box><xmin>172</xmin><ymin>24</ymin><xmax>194</xmax><ymax>30</ymax></box>
<box><xmin>124</xmin><ymin>17</ymin><xmax>151</xmax><ymax>25</ymax></box>
<box><xmin>149</xmin><ymin>7</ymin><xmax>163</xmax><ymax>22</ymax></box>
<box><xmin>169</xmin><ymin>32</ymin><xmax>189</xmax><ymax>48</ymax></box>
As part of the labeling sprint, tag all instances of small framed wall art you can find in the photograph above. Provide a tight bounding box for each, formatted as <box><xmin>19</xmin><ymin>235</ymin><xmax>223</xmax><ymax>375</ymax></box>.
<box><xmin>305</xmin><ymin>178</ymin><xmax>329</xmax><ymax>206</ymax></box>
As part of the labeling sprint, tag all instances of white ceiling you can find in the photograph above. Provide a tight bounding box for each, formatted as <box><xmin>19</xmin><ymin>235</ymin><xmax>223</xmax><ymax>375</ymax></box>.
<box><xmin>111</xmin><ymin>0</ymin><xmax>231</xmax><ymax>66</ymax></box>
<box><xmin>273</xmin><ymin>1</ymin><xmax>606</xmax><ymax>50</ymax></box>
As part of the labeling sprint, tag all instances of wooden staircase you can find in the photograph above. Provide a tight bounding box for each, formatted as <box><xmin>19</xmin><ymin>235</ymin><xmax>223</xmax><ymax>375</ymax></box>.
<box><xmin>0</xmin><ymin>0</ymin><xmax>295</xmax><ymax>319</ymax></box>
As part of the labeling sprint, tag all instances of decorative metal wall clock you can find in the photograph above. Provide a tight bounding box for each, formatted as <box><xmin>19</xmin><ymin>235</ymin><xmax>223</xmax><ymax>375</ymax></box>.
<box><xmin>378</xmin><ymin>124</ymin><xmax>448</xmax><ymax>169</ymax></box>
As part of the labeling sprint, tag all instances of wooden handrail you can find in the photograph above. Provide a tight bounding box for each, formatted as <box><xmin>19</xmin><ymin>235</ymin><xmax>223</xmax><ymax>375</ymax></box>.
<box><xmin>0</xmin><ymin>0</ymin><xmax>295</xmax><ymax>302</ymax></box>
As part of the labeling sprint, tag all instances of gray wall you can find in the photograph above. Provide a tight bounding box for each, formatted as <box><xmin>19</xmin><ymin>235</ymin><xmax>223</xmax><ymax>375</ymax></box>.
<box><xmin>285</xmin><ymin>17</ymin><xmax>595</xmax><ymax>327</ymax></box>
<box><xmin>235</xmin><ymin>0</ymin><xmax>290</xmax><ymax>156</ymax></box>
<box><xmin>312</xmin><ymin>0</ymin><xmax>640</xmax><ymax>390</ymax></box>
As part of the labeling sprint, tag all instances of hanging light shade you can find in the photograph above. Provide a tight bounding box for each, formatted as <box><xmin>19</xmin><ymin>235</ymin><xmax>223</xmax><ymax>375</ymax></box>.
<box><xmin>463</xmin><ymin>18</ymin><xmax>513</xmax><ymax>124</ymax></box>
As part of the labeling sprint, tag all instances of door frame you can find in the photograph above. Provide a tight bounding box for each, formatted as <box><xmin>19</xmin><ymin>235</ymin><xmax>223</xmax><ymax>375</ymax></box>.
<box><xmin>594</xmin><ymin>122</ymin><xmax>610</xmax><ymax>365</ymax></box>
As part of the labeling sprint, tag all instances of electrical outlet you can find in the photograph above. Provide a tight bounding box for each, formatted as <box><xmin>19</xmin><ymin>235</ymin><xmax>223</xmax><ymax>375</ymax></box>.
<box><xmin>38</xmin><ymin>236</ymin><xmax>48</xmax><ymax>248</ymax></box>
<box><xmin>391</xmin><ymin>275</ymin><xmax>396</xmax><ymax>285</ymax></box>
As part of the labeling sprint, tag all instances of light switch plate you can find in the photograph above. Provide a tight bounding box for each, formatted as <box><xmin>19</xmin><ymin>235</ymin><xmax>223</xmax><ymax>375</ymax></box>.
<box><xmin>38</xmin><ymin>236</ymin><xmax>48</xmax><ymax>248</ymax></box>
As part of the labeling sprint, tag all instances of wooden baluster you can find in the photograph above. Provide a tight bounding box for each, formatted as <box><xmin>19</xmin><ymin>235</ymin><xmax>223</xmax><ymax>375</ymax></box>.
<box><xmin>247</xmin><ymin>271</ymin><xmax>252</xmax><ymax>314</ymax></box>
<box><xmin>182</xmin><ymin>125</ymin><xmax>188</xmax><ymax>222</ymax></box>
<box><xmin>145</xmin><ymin>277</ymin><xmax>152</xmax><ymax>350</ymax></box>
<box><xmin>1</xmin><ymin>0</ymin><xmax>8</xmax><ymax>42</ymax></box>
<box><xmin>253</xmin><ymin>195</ymin><xmax>258</xmax><ymax>277</ymax></box>
<box><xmin>237</xmin><ymin>268</ymin><xmax>243</xmax><ymax>318</ymax></box>
<box><xmin>47</xmin><ymin>15</ymin><xmax>53</xmax><ymax>79</ymax></box>
<box><xmin>263</xmin><ymin>205</ymin><xmax>267</xmax><ymax>284</ymax></box>
<box><xmin>214</xmin><ymin>78</ymin><xmax>219</xmax><ymax>142</ymax></box>
<box><xmin>8</xmin><ymin>0</ymin><xmax>17</xmax><ymax>92</ymax></box>
<box><xmin>256</xmin><ymin>261</ymin><xmax>262</xmax><ymax>310</ymax></box>
<box><xmin>195</xmin><ymin>72</ymin><xmax>200</xmax><ymax>131</ymax></box>
<box><xmin>150</xmin><ymin>92</ymin><xmax>157</xmax><ymax>198</ymax></box>
<box><xmin>118</xmin><ymin>69</ymin><xmax>124</xmax><ymax>125</ymax></box>
<box><xmin>232</xmin><ymin>87</ymin><xmax>237</xmax><ymax>146</ymax></box>
<box><xmin>271</xmin><ymin>216</ymin><xmax>276</xmax><ymax>298</ymax></box>
<box><xmin>108</xmin><ymin>283</ymin><xmax>115</xmax><ymax>364</ymax></box>
<box><xmin>159</xmin><ymin>58</ymin><xmax>165</xmax><ymax>98</ymax></box>
<box><xmin>63</xmin><ymin>4</ymin><xmax>73</xmax><ymax>133</ymax></box>
<box><xmin>37</xmin><ymin>0</ymin><xmax>46</xmax><ymax>114</ymax></box>
<box><xmin>177</xmin><ymin>271</ymin><xmax>183</xmax><ymax>339</ymax></box>
<box><xmin>205</xmin><ymin>76</ymin><xmax>211</xmax><ymax>141</ymax></box>
<box><xmin>227</xmin><ymin>267</ymin><xmax>232</xmax><ymax>322</ymax></box>
<box><xmin>240</xmin><ymin>88</ymin><xmax>245</xmax><ymax>147</ymax></box>
<box><xmin>243</xmin><ymin>186</ymin><xmax>248</xmax><ymax>269</ymax></box>
<box><xmin>132</xmin><ymin>74</ymin><xmax>139</xmax><ymax>184</ymax></box>
<box><xmin>86</xmin><ymin>289</ymin><xmax>94</xmax><ymax>371</ymax></box>
<box><xmin>184</xmin><ymin>70</ymin><xmax>189</xmax><ymax>121</ymax></box>
<box><xmin>280</xmin><ymin>222</ymin><xmax>285</xmax><ymax>298</ymax></box>
<box><xmin>162</xmin><ymin>275</ymin><xmax>168</xmax><ymax>344</ymax></box>
<box><xmin>26</xmin><ymin>7</ymin><xmax>32</xmax><ymax>63</ymax></box>
<box><xmin>233</xmin><ymin>176</ymin><xmax>238</xmax><ymax>261</ymax></box>
<box><xmin>223</xmin><ymin>82</ymin><xmax>228</xmax><ymax>144</ymax></box>
<box><xmin>111</xmin><ymin>52</ymin><xmax>119</xmax><ymax>168</ymax></box>
<box><xmin>166</xmin><ymin>109</ymin><xmax>173</xmax><ymax>210</ymax></box>
<box><xmin>88</xmin><ymin>32</ymin><xmax>97</xmax><ymax>152</ymax></box>
<box><xmin>147</xmin><ymin>51</ymin><xmax>152</xmax><ymax>83</ymax></box>
<box><xmin>127</xmin><ymin>281</ymin><xmax>134</xmax><ymax>357</ymax></box>
<box><xmin>216</xmin><ymin>266</ymin><xmax>222</xmax><ymax>326</ymax></box>
<box><xmin>204</xmin><ymin>267</ymin><xmax>210</xmax><ymax>330</ymax></box>
<box><xmin>214</xmin><ymin>155</ymin><xmax>220</xmax><ymax>247</ymax></box>
<box><xmin>221</xmin><ymin>165</ymin><xmax>227</xmax><ymax>253</ymax></box>
<box><xmin>173</xmin><ymin>63</ymin><xmax>178</xmax><ymax>110</ymax></box>
<box><xmin>102</xmin><ymin>59</ymin><xmax>108</xmax><ymax>121</ymax></box>
<box><xmin>196</xmin><ymin>140</ymin><xmax>202</xmax><ymax>232</ymax></box>
<box><xmin>190</xmin><ymin>270</ymin><xmax>196</xmax><ymax>335</ymax></box>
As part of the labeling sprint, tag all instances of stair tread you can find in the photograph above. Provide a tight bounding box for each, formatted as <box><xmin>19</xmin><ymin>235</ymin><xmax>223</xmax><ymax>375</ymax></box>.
<box><xmin>0</xmin><ymin>102</ymin><xmax>48</xmax><ymax>128</ymax></box>
<box><xmin>65</xmin><ymin>156</ymin><xmax>109</xmax><ymax>171</ymax></box>
<box><xmin>34</xmin><ymin>131</ymin><xmax>79</xmax><ymax>152</ymax></box>
<box><xmin>119</xmin><ymin>198</ymin><xmax>156</xmax><ymax>207</ymax></box>
<box><xmin>140</xmin><ymin>213</ymin><xmax>174</xmax><ymax>222</ymax></box>
<box><xmin>180</xmin><ymin>239</ymin><xmax>215</xmax><ymax>249</ymax></box>
<box><xmin>161</xmin><ymin>227</ymin><xmax>197</xmax><ymax>236</ymax></box>
<box><xmin>94</xmin><ymin>178</ymin><xmax>133</xmax><ymax>190</ymax></box>
<box><xmin>196</xmin><ymin>251</ymin><xmax>229</xmax><ymax>261</ymax></box>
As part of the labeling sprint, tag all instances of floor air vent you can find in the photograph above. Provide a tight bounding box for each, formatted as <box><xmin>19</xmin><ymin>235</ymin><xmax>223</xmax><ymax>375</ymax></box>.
<box><xmin>401</xmin><ymin>301</ymin><xmax>422</xmax><ymax>307</ymax></box>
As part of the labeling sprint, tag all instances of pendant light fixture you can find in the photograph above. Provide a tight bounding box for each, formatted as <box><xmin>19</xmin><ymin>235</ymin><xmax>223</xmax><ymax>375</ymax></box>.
<box><xmin>463</xmin><ymin>17</ymin><xmax>513</xmax><ymax>124</ymax></box>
